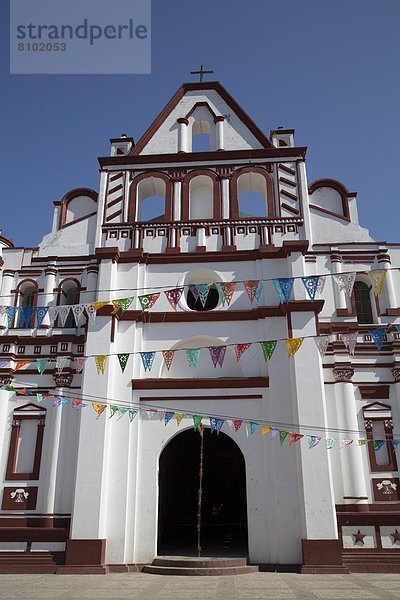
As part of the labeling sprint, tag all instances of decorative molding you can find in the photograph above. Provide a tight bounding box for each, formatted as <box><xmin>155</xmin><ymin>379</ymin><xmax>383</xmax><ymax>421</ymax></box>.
<box><xmin>52</xmin><ymin>373</ymin><xmax>73</xmax><ymax>387</ymax></box>
<box><xmin>333</xmin><ymin>367</ymin><xmax>354</xmax><ymax>382</ymax></box>
<box><xmin>392</xmin><ymin>367</ymin><xmax>400</xmax><ymax>383</ymax></box>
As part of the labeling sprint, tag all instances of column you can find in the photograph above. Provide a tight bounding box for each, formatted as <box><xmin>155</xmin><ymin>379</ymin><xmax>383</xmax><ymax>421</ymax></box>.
<box><xmin>173</xmin><ymin>180</ymin><xmax>182</xmax><ymax>221</ymax></box>
<box><xmin>221</xmin><ymin>178</ymin><xmax>230</xmax><ymax>219</ymax></box>
<box><xmin>330</xmin><ymin>254</ymin><xmax>348</xmax><ymax>312</ymax></box>
<box><xmin>85</xmin><ymin>265</ymin><xmax>99</xmax><ymax>304</ymax></box>
<box><xmin>333</xmin><ymin>367</ymin><xmax>368</xmax><ymax>504</ymax></box>
<box><xmin>196</xmin><ymin>226</ymin><xmax>206</xmax><ymax>251</ymax></box>
<box><xmin>215</xmin><ymin>116</ymin><xmax>225</xmax><ymax>150</ymax></box>
<box><xmin>288</xmin><ymin>309</ymin><xmax>346</xmax><ymax>572</ymax></box>
<box><xmin>1</xmin><ymin>270</ymin><xmax>14</xmax><ymax>306</ymax></box>
<box><xmin>378</xmin><ymin>252</ymin><xmax>397</xmax><ymax>313</ymax></box>
<box><xmin>41</xmin><ymin>265</ymin><xmax>57</xmax><ymax>327</ymax></box>
<box><xmin>177</xmin><ymin>118</ymin><xmax>189</xmax><ymax>153</ymax></box>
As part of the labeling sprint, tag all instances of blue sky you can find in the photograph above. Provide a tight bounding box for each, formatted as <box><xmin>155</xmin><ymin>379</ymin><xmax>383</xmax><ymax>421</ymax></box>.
<box><xmin>1</xmin><ymin>0</ymin><xmax>399</xmax><ymax>247</ymax></box>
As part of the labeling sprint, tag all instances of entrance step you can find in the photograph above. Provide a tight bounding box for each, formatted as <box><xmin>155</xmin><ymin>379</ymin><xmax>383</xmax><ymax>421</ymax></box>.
<box><xmin>142</xmin><ymin>556</ymin><xmax>259</xmax><ymax>576</ymax></box>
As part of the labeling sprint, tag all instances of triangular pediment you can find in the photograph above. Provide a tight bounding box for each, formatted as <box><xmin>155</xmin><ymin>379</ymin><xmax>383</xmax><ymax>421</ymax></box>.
<box><xmin>131</xmin><ymin>81</ymin><xmax>272</xmax><ymax>155</ymax></box>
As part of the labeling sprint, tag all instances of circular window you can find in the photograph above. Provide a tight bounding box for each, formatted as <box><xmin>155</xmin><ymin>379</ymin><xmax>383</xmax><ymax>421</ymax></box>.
<box><xmin>186</xmin><ymin>284</ymin><xmax>219</xmax><ymax>311</ymax></box>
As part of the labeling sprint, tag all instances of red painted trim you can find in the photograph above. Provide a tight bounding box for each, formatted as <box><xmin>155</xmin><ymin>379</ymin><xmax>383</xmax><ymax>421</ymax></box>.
<box><xmin>230</xmin><ymin>166</ymin><xmax>275</xmax><ymax>218</ymax></box>
<box><xmin>128</xmin><ymin>171</ymin><xmax>173</xmax><ymax>223</ymax></box>
<box><xmin>132</xmin><ymin>376</ymin><xmax>269</xmax><ymax>389</ymax></box>
<box><xmin>59</xmin><ymin>188</ymin><xmax>98</xmax><ymax>229</ymax></box>
<box><xmin>130</xmin><ymin>81</ymin><xmax>273</xmax><ymax>156</ymax></box>
<box><xmin>308</xmin><ymin>178</ymin><xmax>354</xmax><ymax>220</ymax></box>
<box><xmin>185</xmin><ymin>101</ymin><xmax>218</xmax><ymax>120</ymax></box>
<box><xmin>6</xmin><ymin>405</ymin><xmax>46</xmax><ymax>481</ymax></box>
<box><xmin>181</xmin><ymin>169</ymin><xmax>221</xmax><ymax>220</ymax></box>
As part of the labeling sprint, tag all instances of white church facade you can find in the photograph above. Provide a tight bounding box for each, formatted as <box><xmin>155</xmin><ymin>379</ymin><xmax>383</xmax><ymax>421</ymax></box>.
<box><xmin>0</xmin><ymin>80</ymin><xmax>400</xmax><ymax>574</ymax></box>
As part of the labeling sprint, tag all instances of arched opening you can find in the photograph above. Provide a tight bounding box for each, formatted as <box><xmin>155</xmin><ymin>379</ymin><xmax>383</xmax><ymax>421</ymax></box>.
<box><xmin>16</xmin><ymin>281</ymin><xmax>37</xmax><ymax>328</ymax></box>
<box><xmin>354</xmin><ymin>280</ymin><xmax>375</xmax><ymax>324</ymax></box>
<box><xmin>58</xmin><ymin>280</ymin><xmax>80</xmax><ymax>328</ymax></box>
<box><xmin>237</xmin><ymin>172</ymin><xmax>268</xmax><ymax>218</ymax></box>
<box><xmin>183</xmin><ymin>268</ymin><xmax>222</xmax><ymax>312</ymax></box>
<box><xmin>192</xmin><ymin>120</ymin><xmax>211</xmax><ymax>152</ymax></box>
<box><xmin>158</xmin><ymin>428</ymin><xmax>248</xmax><ymax>556</ymax></box>
<box><xmin>189</xmin><ymin>175</ymin><xmax>214</xmax><ymax>220</ymax></box>
<box><xmin>137</xmin><ymin>177</ymin><xmax>166</xmax><ymax>222</ymax></box>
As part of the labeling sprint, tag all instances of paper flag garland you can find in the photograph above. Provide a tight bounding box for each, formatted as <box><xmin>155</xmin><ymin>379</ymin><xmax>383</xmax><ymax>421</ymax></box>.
<box><xmin>260</xmin><ymin>340</ymin><xmax>277</xmax><ymax>361</ymax></box>
<box><xmin>316</xmin><ymin>276</ymin><xmax>326</xmax><ymax>295</ymax></box>
<box><xmin>333</xmin><ymin>272</ymin><xmax>356</xmax><ymax>297</ymax></box>
<box><xmin>196</xmin><ymin>284</ymin><xmax>211</xmax><ymax>308</ymax></box>
<box><xmin>36</xmin><ymin>357</ymin><xmax>48</xmax><ymax>374</ymax></box>
<box><xmin>164</xmin><ymin>287</ymin><xmax>184</xmax><ymax>310</ymax></box>
<box><xmin>215</xmin><ymin>282</ymin><xmax>236</xmax><ymax>306</ymax></box>
<box><xmin>6</xmin><ymin>307</ymin><xmax>19</xmax><ymax>328</ymax></box>
<box><xmin>210</xmin><ymin>417</ymin><xmax>225</xmax><ymax>434</ymax></box>
<box><xmin>36</xmin><ymin>393</ymin><xmax>44</xmax><ymax>403</ymax></box>
<box><xmin>71</xmin><ymin>305</ymin><xmax>85</xmax><ymax>327</ymax></box>
<box><xmin>234</xmin><ymin>343</ymin><xmax>251</xmax><ymax>362</ymax></box>
<box><xmin>58</xmin><ymin>306</ymin><xmax>71</xmax><ymax>327</ymax></box>
<box><xmin>285</xmin><ymin>337</ymin><xmax>304</xmax><ymax>358</ymax></box>
<box><xmin>209</xmin><ymin>346</ymin><xmax>226</xmax><ymax>368</ymax></box>
<box><xmin>288</xmin><ymin>432</ymin><xmax>304</xmax><ymax>444</ymax></box>
<box><xmin>15</xmin><ymin>360</ymin><xmax>29</xmax><ymax>371</ymax></box>
<box><xmin>85</xmin><ymin>303</ymin><xmax>97</xmax><ymax>323</ymax></box>
<box><xmin>249</xmin><ymin>422</ymin><xmax>260</xmax><ymax>436</ymax></box>
<box><xmin>392</xmin><ymin>440</ymin><xmax>400</xmax><ymax>450</ymax></box>
<box><xmin>340</xmin><ymin>439</ymin><xmax>353</xmax><ymax>448</ymax></box>
<box><xmin>370</xmin><ymin>270</ymin><xmax>387</xmax><ymax>296</ymax></box>
<box><xmin>341</xmin><ymin>332</ymin><xmax>357</xmax><ymax>355</ymax></box>
<box><xmin>261</xmin><ymin>425</ymin><xmax>271</xmax><ymax>436</ymax></box>
<box><xmin>369</xmin><ymin>327</ymin><xmax>387</xmax><ymax>351</ymax></box>
<box><xmin>372</xmin><ymin>440</ymin><xmax>385</xmax><ymax>451</ymax></box>
<box><xmin>140</xmin><ymin>351</ymin><xmax>156</xmax><ymax>372</ymax></box>
<box><xmin>56</xmin><ymin>356</ymin><xmax>68</xmax><ymax>374</ymax></box>
<box><xmin>232</xmin><ymin>419</ymin><xmax>243</xmax><ymax>432</ymax></box>
<box><xmin>95</xmin><ymin>355</ymin><xmax>107</xmax><ymax>374</ymax></box>
<box><xmin>270</xmin><ymin>428</ymin><xmax>279</xmax><ymax>438</ymax></box>
<box><xmin>19</xmin><ymin>306</ymin><xmax>34</xmax><ymax>328</ymax></box>
<box><xmin>36</xmin><ymin>306</ymin><xmax>49</xmax><ymax>327</ymax></box>
<box><xmin>314</xmin><ymin>336</ymin><xmax>332</xmax><ymax>358</ymax></box>
<box><xmin>243</xmin><ymin>280</ymin><xmax>261</xmax><ymax>304</ymax></box>
<box><xmin>138</xmin><ymin>292</ymin><xmax>160</xmax><ymax>311</ymax></box>
<box><xmin>71</xmin><ymin>398</ymin><xmax>86</xmax><ymax>410</ymax></box>
<box><xmin>186</xmin><ymin>347</ymin><xmax>201</xmax><ymax>368</ymax></box>
<box><xmin>279</xmin><ymin>430</ymin><xmax>289</xmax><ymax>444</ymax></box>
<box><xmin>117</xmin><ymin>353</ymin><xmax>130</xmax><ymax>373</ymax></box>
<box><xmin>128</xmin><ymin>408</ymin><xmax>139</xmax><ymax>422</ymax></box>
<box><xmin>141</xmin><ymin>409</ymin><xmax>157</xmax><ymax>420</ymax></box>
<box><xmin>165</xmin><ymin>411</ymin><xmax>175</xmax><ymax>426</ymax></box>
<box><xmin>326</xmin><ymin>438</ymin><xmax>337</xmax><ymax>449</ymax></box>
<box><xmin>357</xmin><ymin>439</ymin><xmax>368</xmax><ymax>446</ymax></box>
<box><xmin>92</xmin><ymin>402</ymin><xmax>106</xmax><ymax>419</ymax></box>
<box><xmin>48</xmin><ymin>306</ymin><xmax>59</xmax><ymax>326</ymax></box>
<box><xmin>109</xmin><ymin>405</ymin><xmax>119</xmax><ymax>418</ymax></box>
<box><xmin>192</xmin><ymin>414</ymin><xmax>203</xmax><ymax>430</ymax></box>
<box><xmin>53</xmin><ymin>396</ymin><xmax>69</xmax><ymax>406</ymax></box>
<box><xmin>175</xmin><ymin>412</ymin><xmax>185</xmax><ymax>426</ymax></box>
<box><xmin>115</xmin><ymin>407</ymin><xmax>127</xmax><ymax>420</ymax></box>
<box><xmin>112</xmin><ymin>297</ymin><xmax>133</xmax><ymax>314</ymax></box>
<box><xmin>74</xmin><ymin>357</ymin><xmax>87</xmax><ymax>373</ymax></box>
<box><xmin>188</xmin><ymin>284</ymin><xmax>199</xmax><ymax>301</ymax></box>
<box><xmin>162</xmin><ymin>350</ymin><xmax>175</xmax><ymax>371</ymax></box>
<box><xmin>273</xmin><ymin>278</ymin><xmax>294</xmax><ymax>303</ymax></box>
<box><xmin>307</xmin><ymin>435</ymin><xmax>321</xmax><ymax>449</ymax></box>
<box><xmin>92</xmin><ymin>301</ymin><xmax>109</xmax><ymax>312</ymax></box>
<box><xmin>301</xmin><ymin>276</ymin><xmax>320</xmax><ymax>301</ymax></box>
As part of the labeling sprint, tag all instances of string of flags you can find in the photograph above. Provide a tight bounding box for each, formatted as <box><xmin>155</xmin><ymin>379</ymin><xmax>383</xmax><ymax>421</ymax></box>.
<box><xmin>0</xmin><ymin>324</ymin><xmax>398</xmax><ymax>376</ymax></box>
<box><xmin>1</xmin><ymin>385</ymin><xmax>398</xmax><ymax>451</ymax></box>
<box><xmin>0</xmin><ymin>269</ymin><xmax>393</xmax><ymax>329</ymax></box>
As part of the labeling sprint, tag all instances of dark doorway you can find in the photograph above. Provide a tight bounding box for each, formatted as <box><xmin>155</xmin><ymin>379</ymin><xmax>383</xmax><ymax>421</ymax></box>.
<box><xmin>158</xmin><ymin>428</ymin><xmax>248</xmax><ymax>556</ymax></box>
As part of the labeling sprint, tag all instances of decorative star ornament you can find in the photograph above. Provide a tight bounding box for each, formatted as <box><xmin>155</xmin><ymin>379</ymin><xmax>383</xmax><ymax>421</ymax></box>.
<box><xmin>353</xmin><ymin>529</ymin><xmax>366</xmax><ymax>545</ymax></box>
<box><xmin>391</xmin><ymin>529</ymin><xmax>400</xmax><ymax>544</ymax></box>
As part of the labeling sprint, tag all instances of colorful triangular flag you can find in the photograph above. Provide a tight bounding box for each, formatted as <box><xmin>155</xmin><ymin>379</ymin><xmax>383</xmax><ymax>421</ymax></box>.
<box><xmin>164</xmin><ymin>287</ymin><xmax>184</xmax><ymax>310</ymax></box>
<box><xmin>140</xmin><ymin>351</ymin><xmax>156</xmax><ymax>372</ymax></box>
<box><xmin>285</xmin><ymin>337</ymin><xmax>304</xmax><ymax>358</ymax></box>
<box><xmin>95</xmin><ymin>355</ymin><xmax>107</xmax><ymax>374</ymax></box>
<box><xmin>301</xmin><ymin>276</ymin><xmax>320</xmax><ymax>301</ymax></box>
<box><xmin>370</xmin><ymin>270</ymin><xmax>387</xmax><ymax>296</ymax></box>
<box><xmin>272</xmin><ymin>278</ymin><xmax>294</xmax><ymax>303</ymax></box>
<box><xmin>260</xmin><ymin>340</ymin><xmax>277</xmax><ymax>361</ymax></box>
<box><xmin>138</xmin><ymin>292</ymin><xmax>160</xmax><ymax>311</ymax></box>
<box><xmin>117</xmin><ymin>353</ymin><xmax>130</xmax><ymax>373</ymax></box>
<box><xmin>209</xmin><ymin>346</ymin><xmax>226</xmax><ymax>368</ymax></box>
<box><xmin>234</xmin><ymin>343</ymin><xmax>251</xmax><ymax>362</ymax></box>
<box><xmin>162</xmin><ymin>350</ymin><xmax>175</xmax><ymax>371</ymax></box>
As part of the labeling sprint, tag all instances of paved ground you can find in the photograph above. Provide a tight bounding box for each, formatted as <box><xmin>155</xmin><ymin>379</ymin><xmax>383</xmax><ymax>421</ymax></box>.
<box><xmin>1</xmin><ymin>572</ymin><xmax>400</xmax><ymax>600</ymax></box>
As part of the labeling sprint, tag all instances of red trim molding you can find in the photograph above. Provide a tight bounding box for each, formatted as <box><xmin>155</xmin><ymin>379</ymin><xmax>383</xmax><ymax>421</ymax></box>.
<box><xmin>132</xmin><ymin>376</ymin><xmax>269</xmax><ymax>389</ymax></box>
<box><xmin>5</xmin><ymin>404</ymin><xmax>46</xmax><ymax>481</ymax></box>
<box><xmin>128</xmin><ymin>171</ymin><xmax>173</xmax><ymax>223</ymax></box>
<box><xmin>308</xmin><ymin>178</ymin><xmax>356</xmax><ymax>221</ymax></box>
<box><xmin>59</xmin><ymin>188</ymin><xmax>98</xmax><ymax>229</ymax></box>
<box><xmin>230</xmin><ymin>166</ymin><xmax>275</xmax><ymax>219</ymax></box>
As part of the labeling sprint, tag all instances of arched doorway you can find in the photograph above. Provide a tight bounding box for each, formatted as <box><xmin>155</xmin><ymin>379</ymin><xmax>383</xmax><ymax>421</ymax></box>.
<box><xmin>158</xmin><ymin>428</ymin><xmax>248</xmax><ymax>556</ymax></box>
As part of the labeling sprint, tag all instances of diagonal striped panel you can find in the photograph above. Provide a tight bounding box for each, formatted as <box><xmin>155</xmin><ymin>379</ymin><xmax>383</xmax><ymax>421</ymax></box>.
<box><xmin>278</xmin><ymin>163</ymin><xmax>299</xmax><ymax>217</ymax></box>
<box><xmin>105</xmin><ymin>172</ymin><xmax>125</xmax><ymax>223</ymax></box>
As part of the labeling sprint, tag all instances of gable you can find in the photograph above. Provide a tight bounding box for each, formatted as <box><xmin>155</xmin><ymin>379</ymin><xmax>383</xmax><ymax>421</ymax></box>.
<box><xmin>132</xmin><ymin>82</ymin><xmax>272</xmax><ymax>155</ymax></box>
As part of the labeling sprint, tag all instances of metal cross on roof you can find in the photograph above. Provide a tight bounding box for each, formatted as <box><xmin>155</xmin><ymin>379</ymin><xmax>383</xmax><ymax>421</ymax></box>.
<box><xmin>190</xmin><ymin>64</ymin><xmax>214</xmax><ymax>82</ymax></box>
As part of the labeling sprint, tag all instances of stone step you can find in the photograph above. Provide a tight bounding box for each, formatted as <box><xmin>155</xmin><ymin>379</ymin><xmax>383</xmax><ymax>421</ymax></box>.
<box><xmin>142</xmin><ymin>558</ymin><xmax>259</xmax><ymax>576</ymax></box>
<box><xmin>153</xmin><ymin>556</ymin><xmax>248</xmax><ymax>568</ymax></box>
<box><xmin>0</xmin><ymin>552</ymin><xmax>63</xmax><ymax>574</ymax></box>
